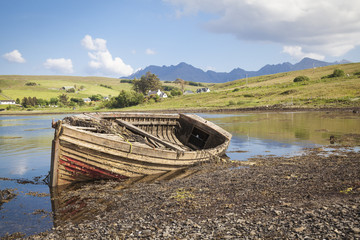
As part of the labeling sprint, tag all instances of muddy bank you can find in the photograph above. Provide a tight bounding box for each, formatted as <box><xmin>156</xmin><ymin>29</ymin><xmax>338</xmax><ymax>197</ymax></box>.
<box><xmin>17</xmin><ymin>146</ymin><xmax>360</xmax><ymax>240</ymax></box>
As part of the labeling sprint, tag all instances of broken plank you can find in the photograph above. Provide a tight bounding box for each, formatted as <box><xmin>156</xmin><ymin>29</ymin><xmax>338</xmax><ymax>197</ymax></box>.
<box><xmin>116</xmin><ymin>119</ymin><xmax>184</xmax><ymax>152</ymax></box>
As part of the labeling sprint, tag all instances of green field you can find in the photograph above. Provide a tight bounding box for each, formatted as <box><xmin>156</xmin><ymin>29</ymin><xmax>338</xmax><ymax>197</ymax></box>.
<box><xmin>0</xmin><ymin>62</ymin><xmax>359</xmax><ymax>113</ymax></box>
<box><xmin>129</xmin><ymin>62</ymin><xmax>360</xmax><ymax>110</ymax></box>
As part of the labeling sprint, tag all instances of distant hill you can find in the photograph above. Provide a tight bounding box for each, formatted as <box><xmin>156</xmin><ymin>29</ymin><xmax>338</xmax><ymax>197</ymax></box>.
<box><xmin>123</xmin><ymin>58</ymin><xmax>351</xmax><ymax>83</ymax></box>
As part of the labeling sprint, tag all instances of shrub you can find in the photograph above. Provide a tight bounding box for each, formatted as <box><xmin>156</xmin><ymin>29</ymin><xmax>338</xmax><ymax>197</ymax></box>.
<box><xmin>70</xmin><ymin>98</ymin><xmax>85</xmax><ymax>106</ymax></box>
<box><xmin>332</xmin><ymin>69</ymin><xmax>345</xmax><ymax>78</ymax></box>
<box><xmin>120</xmin><ymin>79</ymin><xmax>133</xmax><ymax>84</ymax></box>
<box><xmin>100</xmin><ymin>84</ymin><xmax>112</xmax><ymax>89</ymax></box>
<box><xmin>170</xmin><ymin>89</ymin><xmax>182</xmax><ymax>96</ymax></box>
<box><xmin>89</xmin><ymin>94</ymin><xmax>103</xmax><ymax>101</ymax></box>
<box><xmin>163</xmin><ymin>86</ymin><xmax>177</xmax><ymax>91</ymax></box>
<box><xmin>232</xmin><ymin>88</ymin><xmax>240</xmax><ymax>92</ymax></box>
<box><xmin>50</xmin><ymin>98</ymin><xmax>59</xmax><ymax>105</ymax></box>
<box><xmin>25</xmin><ymin>82</ymin><xmax>37</xmax><ymax>86</ymax></box>
<box><xmin>188</xmin><ymin>81</ymin><xmax>204</xmax><ymax>87</ymax></box>
<box><xmin>322</xmin><ymin>69</ymin><xmax>345</xmax><ymax>79</ymax></box>
<box><xmin>293</xmin><ymin>76</ymin><xmax>310</xmax><ymax>83</ymax></box>
<box><xmin>228</xmin><ymin>100</ymin><xmax>236</xmax><ymax>106</ymax></box>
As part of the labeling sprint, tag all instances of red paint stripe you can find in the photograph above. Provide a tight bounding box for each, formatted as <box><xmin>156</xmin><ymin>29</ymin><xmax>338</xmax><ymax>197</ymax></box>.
<box><xmin>59</xmin><ymin>156</ymin><xmax>128</xmax><ymax>180</ymax></box>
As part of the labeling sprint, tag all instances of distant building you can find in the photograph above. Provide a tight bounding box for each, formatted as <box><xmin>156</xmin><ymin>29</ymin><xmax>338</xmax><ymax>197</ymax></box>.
<box><xmin>83</xmin><ymin>98</ymin><xmax>91</xmax><ymax>103</ymax></box>
<box><xmin>196</xmin><ymin>88</ymin><xmax>210</xmax><ymax>93</ymax></box>
<box><xmin>0</xmin><ymin>100</ymin><xmax>16</xmax><ymax>105</ymax></box>
<box><xmin>148</xmin><ymin>89</ymin><xmax>168</xmax><ymax>98</ymax></box>
<box><xmin>183</xmin><ymin>90</ymin><xmax>194</xmax><ymax>95</ymax></box>
<box><xmin>103</xmin><ymin>96</ymin><xmax>109</xmax><ymax>101</ymax></box>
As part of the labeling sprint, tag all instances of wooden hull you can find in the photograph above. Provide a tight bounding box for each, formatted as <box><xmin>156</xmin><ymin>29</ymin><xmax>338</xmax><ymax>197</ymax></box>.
<box><xmin>50</xmin><ymin>112</ymin><xmax>232</xmax><ymax>187</ymax></box>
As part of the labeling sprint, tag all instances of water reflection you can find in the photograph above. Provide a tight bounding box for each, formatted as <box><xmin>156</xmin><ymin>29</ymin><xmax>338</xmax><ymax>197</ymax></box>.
<box><xmin>0</xmin><ymin>111</ymin><xmax>359</xmax><ymax>237</ymax></box>
<box><xmin>0</xmin><ymin>115</ymin><xmax>67</xmax><ymax>179</ymax></box>
<box><xmin>199</xmin><ymin>111</ymin><xmax>360</xmax><ymax>146</ymax></box>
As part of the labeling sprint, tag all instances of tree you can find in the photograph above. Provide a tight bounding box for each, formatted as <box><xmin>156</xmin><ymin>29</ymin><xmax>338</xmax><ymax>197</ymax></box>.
<box><xmin>21</xmin><ymin>97</ymin><xmax>30</xmax><ymax>108</ymax></box>
<box><xmin>170</xmin><ymin>89</ymin><xmax>182</xmax><ymax>96</ymax></box>
<box><xmin>175</xmin><ymin>78</ymin><xmax>185</xmax><ymax>92</ymax></box>
<box><xmin>133</xmin><ymin>72</ymin><xmax>162</xmax><ymax>95</ymax></box>
<box><xmin>71</xmin><ymin>98</ymin><xmax>85</xmax><ymax>106</ymax></box>
<box><xmin>58</xmin><ymin>94</ymin><xmax>69</xmax><ymax>105</ymax></box>
<box><xmin>50</xmin><ymin>97</ymin><xmax>59</xmax><ymax>105</ymax></box>
<box><xmin>89</xmin><ymin>94</ymin><xmax>103</xmax><ymax>101</ymax></box>
<box><xmin>108</xmin><ymin>90</ymin><xmax>144</xmax><ymax>108</ymax></box>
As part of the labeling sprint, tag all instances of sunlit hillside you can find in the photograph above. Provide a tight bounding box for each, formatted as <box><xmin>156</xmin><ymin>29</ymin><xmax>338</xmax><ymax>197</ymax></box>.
<box><xmin>0</xmin><ymin>62</ymin><xmax>359</xmax><ymax>113</ymax></box>
<box><xmin>129</xmin><ymin>62</ymin><xmax>360</xmax><ymax>110</ymax></box>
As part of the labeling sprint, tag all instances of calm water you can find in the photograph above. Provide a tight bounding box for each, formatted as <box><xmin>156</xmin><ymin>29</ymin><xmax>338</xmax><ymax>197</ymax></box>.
<box><xmin>0</xmin><ymin>112</ymin><xmax>359</xmax><ymax>237</ymax></box>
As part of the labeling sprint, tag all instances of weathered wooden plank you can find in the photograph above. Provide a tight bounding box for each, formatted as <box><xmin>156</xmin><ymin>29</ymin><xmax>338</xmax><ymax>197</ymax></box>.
<box><xmin>60</xmin><ymin>145</ymin><xmax>181</xmax><ymax>176</ymax></box>
<box><xmin>116</xmin><ymin>119</ymin><xmax>185</xmax><ymax>152</ymax></box>
<box><xmin>127</xmin><ymin>121</ymin><xmax>177</xmax><ymax>126</ymax></box>
<box><xmin>59</xmin><ymin>136</ymin><xmax>208</xmax><ymax>165</ymax></box>
<box><xmin>50</xmin><ymin>139</ymin><xmax>60</xmax><ymax>187</ymax></box>
<box><xmin>62</xmin><ymin>125</ymin><xmax>198</xmax><ymax>160</ymax></box>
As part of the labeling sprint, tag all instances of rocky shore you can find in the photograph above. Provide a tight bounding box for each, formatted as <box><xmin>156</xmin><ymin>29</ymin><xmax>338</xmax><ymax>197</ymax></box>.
<box><xmin>16</xmin><ymin>146</ymin><xmax>359</xmax><ymax>240</ymax></box>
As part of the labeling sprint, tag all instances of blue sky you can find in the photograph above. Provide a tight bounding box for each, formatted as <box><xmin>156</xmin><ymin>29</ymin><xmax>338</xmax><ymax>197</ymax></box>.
<box><xmin>1</xmin><ymin>0</ymin><xmax>360</xmax><ymax>77</ymax></box>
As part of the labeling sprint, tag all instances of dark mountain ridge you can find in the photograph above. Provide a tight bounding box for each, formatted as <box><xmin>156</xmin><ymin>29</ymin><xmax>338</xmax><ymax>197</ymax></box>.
<box><xmin>123</xmin><ymin>58</ymin><xmax>351</xmax><ymax>83</ymax></box>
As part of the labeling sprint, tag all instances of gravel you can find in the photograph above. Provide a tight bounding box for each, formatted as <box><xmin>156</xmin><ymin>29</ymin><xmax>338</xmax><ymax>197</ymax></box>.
<box><xmin>21</xmin><ymin>147</ymin><xmax>360</xmax><ymax>239</ymax></box>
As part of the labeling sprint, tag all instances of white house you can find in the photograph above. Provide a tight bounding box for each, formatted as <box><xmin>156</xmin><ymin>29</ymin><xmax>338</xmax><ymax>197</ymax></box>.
<box><xmin>83</xmin><ymin>98</ymin><xmax>91</xmax><ymax>103</ymax></box>
<box><xmin>148</xmin><ymin>89</ymin><xmax>168</xmax><ymax>98</ymax></box>
<box><xmin>0</xmin><ymin>100</ymin><xmax>16</xmax><ymax>105</ymax></box>
<box><xmin>196</xmin><ymin>88</ymin><xmax>210</xmax><ymax>93</ymax></box>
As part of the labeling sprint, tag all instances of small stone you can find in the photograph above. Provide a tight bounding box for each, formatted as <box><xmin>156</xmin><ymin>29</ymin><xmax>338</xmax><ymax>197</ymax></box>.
<box><xmin>294</xmin><ymin>227</ymin><xmax>306</xmax><ymax>233</ymax></box>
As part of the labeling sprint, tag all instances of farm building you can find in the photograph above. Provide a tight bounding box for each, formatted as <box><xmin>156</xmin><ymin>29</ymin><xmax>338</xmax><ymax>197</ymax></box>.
<box><xmin>0</xmin><ymin>100</ymin><xmax>16</xmax><ymax>105</ymax></box>
<box><xmin>196</xmin><ymin>88</ymin><xmax>210</xmax><ymax>93</ymax></box>
<box><xmin>147</xmin><ymin>89</ymin><xmax>168</xmax><ymax>98</ymax></box>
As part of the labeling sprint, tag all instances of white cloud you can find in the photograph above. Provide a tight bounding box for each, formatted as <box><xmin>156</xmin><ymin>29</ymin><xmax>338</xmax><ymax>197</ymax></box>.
<box><xmin>165</xmin><ymin>0</ymin><xmax>360</xmax><ymax>58</ymax></box>
<box><xmin>282</xmin><ymin>46</ymin><xmax>325</xmax><ymax>61</ymax></box>
<box><xmin>2</xmin><ymin>50</ymin><xmax>26</xmax><ymax>63</ymax></box>
<box><xmin>43</xmin><ymin>58</ymin><xmax>74</xmax><ymax>74</ymax></box>
<box><xmin>145</xmin><ymin>48</ymin><xmax>156</xmax><ymax>55</ymax></box>
<box><xmin>81</xmin><ymin>35</ymin><xmax>134</xmax><ymax>76</ymax></box>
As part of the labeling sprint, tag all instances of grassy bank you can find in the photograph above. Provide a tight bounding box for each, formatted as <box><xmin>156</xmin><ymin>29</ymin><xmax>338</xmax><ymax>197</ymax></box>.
<box><xmin>129</xmin><ymin>62</ymin><xmax>360</xmax><ymax>111</ymax></box>
<box><xmin>1</xmin><ymin>62</ymin><xmax>359</xmax><ymax>114</ymax></box>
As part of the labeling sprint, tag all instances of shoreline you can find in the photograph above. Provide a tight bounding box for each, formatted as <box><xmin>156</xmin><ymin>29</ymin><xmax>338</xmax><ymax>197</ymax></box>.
<box><xmin>23</xmin><ymin>147</ymin><xmax>360</xmax><ymax>239</ymax></box>
<box><xmin>1</xmin><ymin>106</ymin><xmax>360</xmax><ymax>116</ymax></box>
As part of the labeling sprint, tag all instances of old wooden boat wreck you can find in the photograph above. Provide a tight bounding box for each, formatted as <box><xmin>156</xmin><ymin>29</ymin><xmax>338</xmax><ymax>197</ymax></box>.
<box><xmin>50</xmin><ymin>112</ymin><xmax>232</xmax><ymax>187</ymax></box>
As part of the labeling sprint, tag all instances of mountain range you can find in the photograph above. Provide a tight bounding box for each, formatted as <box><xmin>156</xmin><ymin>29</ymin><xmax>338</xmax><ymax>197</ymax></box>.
<box><xmin>123</xmin><ymin>58</ymin><xmax>350</xmax><ymax>83</ymax></box>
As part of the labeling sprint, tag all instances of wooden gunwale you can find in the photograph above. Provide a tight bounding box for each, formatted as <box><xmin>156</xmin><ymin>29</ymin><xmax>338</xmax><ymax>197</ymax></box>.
<box><xmin>60</xmin><ymin>126</ymin><xmax>209</xmax><ymax>160</ymax></box>
<box><xmin>59</xmin><ymin>135</ymin><xmax>210</xmax><ymax>165</ymax></box>
<box><xmin>59</xmin><ymin>144</ymin><xmax>185</xmax><ymax>175</ymax></box>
